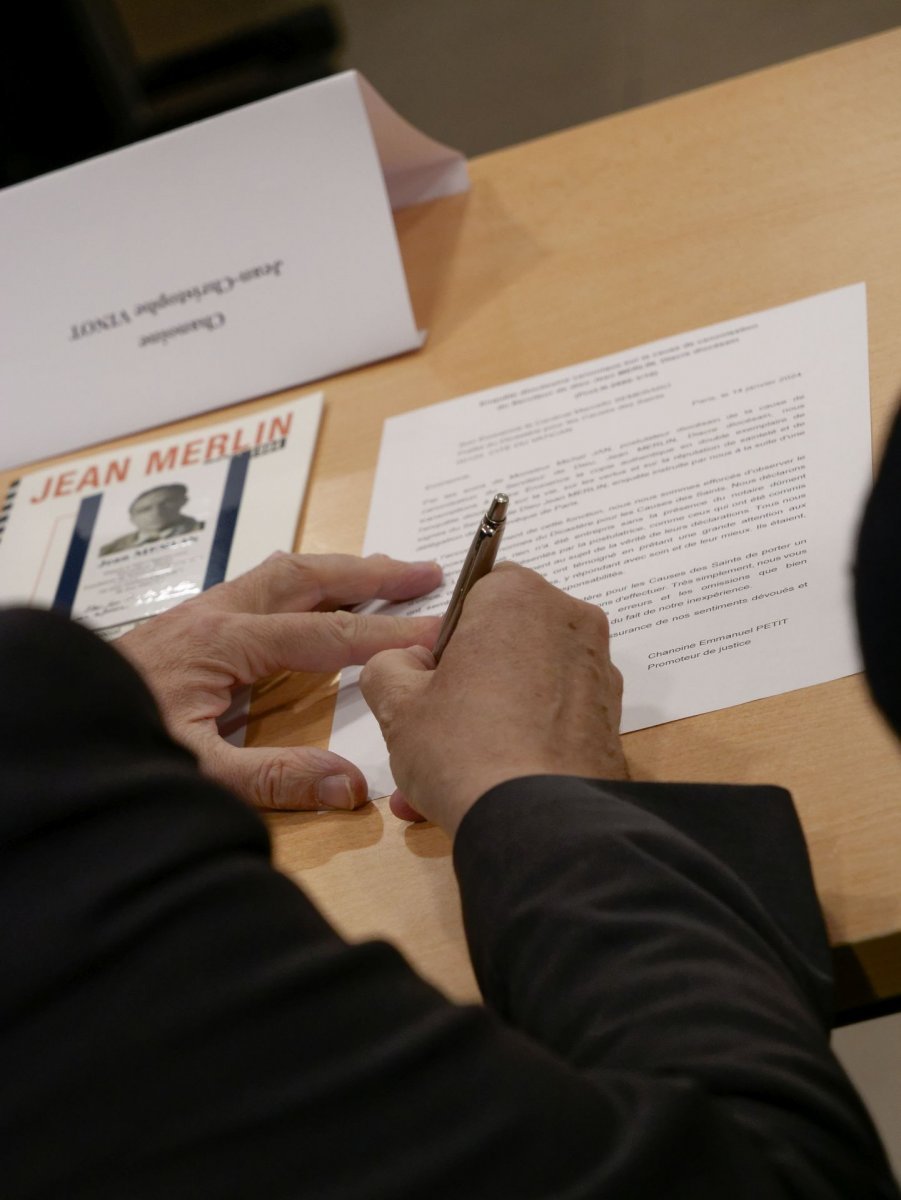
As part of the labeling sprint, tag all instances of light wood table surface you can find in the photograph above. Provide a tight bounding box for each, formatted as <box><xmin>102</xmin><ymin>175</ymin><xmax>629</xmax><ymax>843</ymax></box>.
<box><xmin>5</xmin><ymin>29</ymin><xmax>901</xmax><ymax>1013</ymax></box>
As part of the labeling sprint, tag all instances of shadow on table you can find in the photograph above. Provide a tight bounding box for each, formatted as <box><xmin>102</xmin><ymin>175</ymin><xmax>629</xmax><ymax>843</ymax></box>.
<box><xmin>265</xmin><ymin>800</ymin><xmax>384</xmax><ymax>871</ymax></box>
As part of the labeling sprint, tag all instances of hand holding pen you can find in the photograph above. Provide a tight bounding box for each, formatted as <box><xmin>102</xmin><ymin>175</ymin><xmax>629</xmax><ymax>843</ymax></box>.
<box><xmin>360</xmin><ymin>541</ymin><xmax>626</xmax><ymax>832</ymax></box>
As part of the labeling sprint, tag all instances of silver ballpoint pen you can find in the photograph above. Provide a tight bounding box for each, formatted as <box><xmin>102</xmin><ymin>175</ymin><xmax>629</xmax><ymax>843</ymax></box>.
<box><xmin>433</xmin><ymin>492</ymin><xmax>509</xmax><ymax>662</ymax></box>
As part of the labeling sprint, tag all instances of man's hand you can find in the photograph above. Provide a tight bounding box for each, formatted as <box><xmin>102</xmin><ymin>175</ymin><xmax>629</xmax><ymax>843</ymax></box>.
<box><xmin>118</xmin><ymin>552</ymin><xmax>442</xmax><ymax>811</ymax></box>
<box><xmin>360</xmin><ymin>563</ymin><xmax>628</xmax><ymax>837</ymax></box>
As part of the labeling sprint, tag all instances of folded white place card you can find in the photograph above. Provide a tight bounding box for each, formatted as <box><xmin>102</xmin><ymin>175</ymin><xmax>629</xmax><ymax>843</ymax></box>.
<box><xmin>0</xmin><ymin>72</ymin><xmax>468</xmax><ymax>471</ymax></box>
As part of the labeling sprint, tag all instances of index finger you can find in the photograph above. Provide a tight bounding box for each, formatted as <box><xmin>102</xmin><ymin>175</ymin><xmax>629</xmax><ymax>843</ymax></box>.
<box><xmin>195</xmin><ymin>552</ymin><xmax>443</xmax><ymax>616</ymax></box>
<box><xmin>225</xmin><ymin>611</ymin><xmax>442</xmax><ymax>682</ymax></box>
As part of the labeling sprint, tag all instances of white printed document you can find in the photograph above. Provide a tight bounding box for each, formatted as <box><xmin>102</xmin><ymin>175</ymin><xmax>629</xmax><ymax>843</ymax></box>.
<box><xmin>331</xmin><ymin>285</ymin><xmax>872</xmax><ymax>796</ymax></box>
<box><xmin>0</xmin><ymin>72</ymin><xmax>468</xmax><ymax>470</ymax></box>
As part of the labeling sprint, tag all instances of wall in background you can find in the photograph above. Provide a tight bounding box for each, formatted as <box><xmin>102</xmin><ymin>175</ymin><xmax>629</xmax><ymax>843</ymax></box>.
<box><xmin>332</xmin><ymin>0</ymin><xmax>901</xmax><ymax>155</ymax></box>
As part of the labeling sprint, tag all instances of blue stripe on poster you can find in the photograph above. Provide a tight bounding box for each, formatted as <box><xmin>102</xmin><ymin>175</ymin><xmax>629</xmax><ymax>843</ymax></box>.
<box><xmin>203</xmin><ymin>452</ymin><xmax>250</xmax><ymax>590</ymax></box>
<box><xmin>52</xmin><ymin>493</ymin><xmax>102</xmax><ymax>614</ymax></box>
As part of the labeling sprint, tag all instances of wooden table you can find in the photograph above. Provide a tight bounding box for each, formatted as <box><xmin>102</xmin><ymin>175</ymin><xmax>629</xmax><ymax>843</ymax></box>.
<box><xmin>6</xmin><ymin>29</ymin><xmax>901</xmax><ymax>1014</ymax></box>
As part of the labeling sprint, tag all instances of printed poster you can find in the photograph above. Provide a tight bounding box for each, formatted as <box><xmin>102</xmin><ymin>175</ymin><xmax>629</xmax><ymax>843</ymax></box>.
<box><xmin>0</xmin><ymin>393</ymin><xmax>322</xmax><ymax>639</ymax></box>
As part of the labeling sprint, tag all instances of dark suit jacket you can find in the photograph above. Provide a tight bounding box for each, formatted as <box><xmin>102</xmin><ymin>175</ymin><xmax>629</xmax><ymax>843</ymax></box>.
<box><xmin>1</xmin><ymin>606</ymin><xmax>897</xmax><ymax>1199</ymax></box>
<box><xmin>856</xmin><ymin>403</ymin><xmax>901</xmax><ymax>740</ymax></box>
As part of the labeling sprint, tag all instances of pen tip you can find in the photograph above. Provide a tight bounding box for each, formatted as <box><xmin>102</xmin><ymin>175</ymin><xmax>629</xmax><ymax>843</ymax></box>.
<box><xmin>487</xmin><ymin>493</ymin><xmax>509</xmax><ymax>521</ymax></box>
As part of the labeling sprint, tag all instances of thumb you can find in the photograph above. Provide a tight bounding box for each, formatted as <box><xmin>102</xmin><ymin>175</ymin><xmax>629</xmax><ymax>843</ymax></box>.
<box><xmin>360</xmin><ymin>644</ymin><xmax>435</xmax><ymax>728</ymax></box>
<box><xmin>200</xmin><ymin>739</ymin><xmax>370</xmax><ymax>811</ymax></box>
<box><xmin>389</xmin><ymin>788</ymin><xmax>425</xmax><ymax>823</ymax></box>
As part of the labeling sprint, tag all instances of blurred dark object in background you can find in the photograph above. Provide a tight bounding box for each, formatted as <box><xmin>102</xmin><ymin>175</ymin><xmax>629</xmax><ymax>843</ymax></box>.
<box><xmin>0</xmin><ymin>0</ymin><xmax>342</xmax><ymax>187</ymax></box>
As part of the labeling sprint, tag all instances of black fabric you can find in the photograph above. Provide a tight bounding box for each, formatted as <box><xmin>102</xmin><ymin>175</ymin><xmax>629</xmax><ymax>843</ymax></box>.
<box><xmin>856</xmin><ymin>402</ymin><xmax>901</xmax><ymax>738</ymax></box>
<box><xmin>455</xmin><ymin>779</ymin><xmax>895</xmax><ymax>1198</ymax></box>
<box><xmin>3</xmin><ymin>614</ymin><xmax>897</xmax><ymax>1195</ymax></box>
<box><xmin>0</xmin><ymin>606</ymin><xmax>898</xmax><ymax>1198</ymax></box>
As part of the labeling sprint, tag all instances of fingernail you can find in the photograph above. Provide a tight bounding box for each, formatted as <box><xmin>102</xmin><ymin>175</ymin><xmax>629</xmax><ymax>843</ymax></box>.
<box><xmin>317</xmin><ymin>774</ymin><xmax>356</xmax><ymax>810</ymax></box>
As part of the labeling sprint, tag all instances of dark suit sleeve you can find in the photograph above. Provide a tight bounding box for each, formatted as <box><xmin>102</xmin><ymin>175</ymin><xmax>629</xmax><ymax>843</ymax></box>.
<box><xmin>856</xmin><ymin>401</ymin><xmax>901</xmax><ymax>738</ymax></box>
<box><xmin>1</xmin><ymin>609</ymin><xmax>897</xmax><ymax>1200</ymax></box>
<box><xmin>456</xmin><ymin>778</ymin><xmax>899</xmax><ymax>1198</ymax></box>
